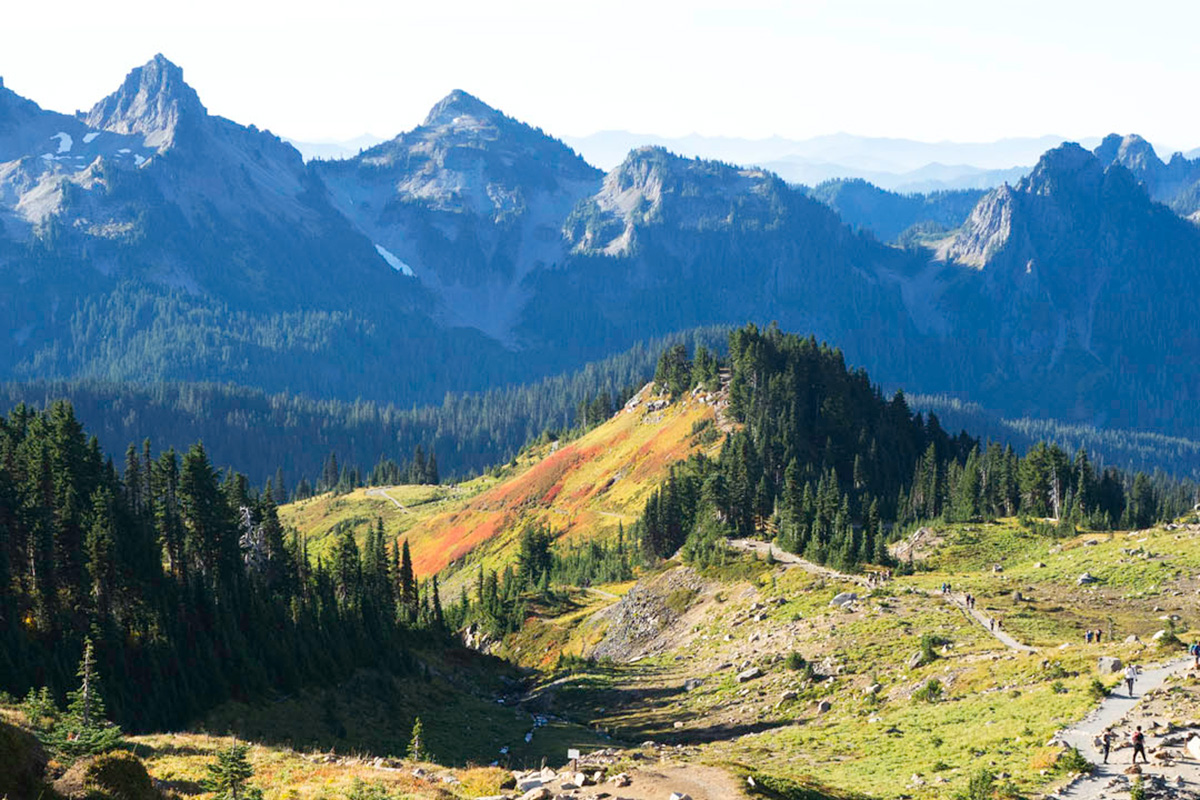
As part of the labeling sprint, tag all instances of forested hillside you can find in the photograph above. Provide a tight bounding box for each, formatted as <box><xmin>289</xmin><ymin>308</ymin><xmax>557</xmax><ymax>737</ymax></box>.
<box><xmin>0</xmin><ymin>328</ymin><xmax>729</xmax><ymax>490</ymax></box>
<box><xmin>630</xmin><ymin>326</ymin><xmax>1195</xmax><ymax>573</ymax></box>
<box><xmin>0</xmin><ymin>402</ymin><xmax>450</xmax><ymax>732</ymax></box>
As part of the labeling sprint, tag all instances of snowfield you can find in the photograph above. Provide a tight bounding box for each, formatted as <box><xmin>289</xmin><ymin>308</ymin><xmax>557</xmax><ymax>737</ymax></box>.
<box><xmin>374</xmin><ymin>243</ymin><xmax>416</xmax><ymax>276</ymax></box>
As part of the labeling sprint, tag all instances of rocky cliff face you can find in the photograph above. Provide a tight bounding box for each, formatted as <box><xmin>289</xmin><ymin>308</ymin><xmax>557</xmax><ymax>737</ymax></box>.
<box><xmin>937</xmin><ymin>143</ymin><xmax>1200</xmax><ymax>431</ymax></box>
<box><xmin>315</xmin><ymin>90</ymin><xmax>602</xmax><ymax>341</ymax></box>
<box><xmin>1093</xmin><ymin>132</ymin><xmax>1200</xmax><ymax>216</ymax></box>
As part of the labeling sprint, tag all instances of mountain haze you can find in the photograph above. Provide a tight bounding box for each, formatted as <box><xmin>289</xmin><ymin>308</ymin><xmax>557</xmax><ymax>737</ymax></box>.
<box><xmin>2</xmin><ymin>56</ymin><xmax>1200</xmax><ymax>440</ymax></box>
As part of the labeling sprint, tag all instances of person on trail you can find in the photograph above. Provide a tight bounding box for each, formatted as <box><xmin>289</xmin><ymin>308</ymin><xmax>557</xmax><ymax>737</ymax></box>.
<box><xmin>990</xmin><ymin>618</ymin><xmax>995</xmax><ymax>632</ymax></box>
<box><xmin>1086</xmin><ymin>630</ymin><xmax>1094</xmax><ymax>644</ymax></box>
<box><xmin>1125</xmin><ymin>664</ymin><xmax>1138</xmax><ymax>696</ymax></box>
<box><xmin>1101</xmin><ymin>728</ymin><xmax>1115</xmax><ymax>764</ymax></box>
<box><xmin>1191</xmin><ymin>641</ymin><xmax>1200</xmax><ymax>669</ymax></box>
<box><xmin>1131</xmin><ymin>726</ymin><xmax>1147</xmax><ymax>764</ymax></box>
<box><xmin>1096</xmin><ymin>629</ymin><xmax>1102</xmax><ymax>644</ymax></box>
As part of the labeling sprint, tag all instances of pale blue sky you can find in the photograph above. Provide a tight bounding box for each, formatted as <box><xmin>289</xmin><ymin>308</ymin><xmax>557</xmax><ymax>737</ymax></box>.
<box><xmin>2</xmin><ymin>0</ymin><xmax>1196</xmax><ymax>150</ymax></box>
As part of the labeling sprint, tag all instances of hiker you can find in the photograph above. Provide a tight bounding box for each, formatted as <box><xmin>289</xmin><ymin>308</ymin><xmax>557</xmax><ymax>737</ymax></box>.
<box><xmin>1125</xmin><ymin>664</ymin><xmax>1138</xmax><ymax>696</ymax></box>
<box><xmin>1131</xmin><ymin>726</ymin><xmax>1147</xmax><ymax>764</ymax></box>
<box><xmin>1191</xmin><ymin>641</ymin><xmax>1200</xmax><ymax>669</ymax></box>
<box><xmin>1086</xmin><ymin>630</ymin><xmax>1094</xmax><ymax>644</ymax></box>
<box><xmin>990</xmin><ymin>618</ymin><xmax>995</xmax><ymax>632</ymax></box>
<box><xmin>1100</xmin><ymin>728</ymin><xmax>1115</xmax><ymax>764</ymax></box>
<box><xmin>1096</xmin><ymin>629</ymin><xmax>1102</xmax><ymax>644</ymax></box>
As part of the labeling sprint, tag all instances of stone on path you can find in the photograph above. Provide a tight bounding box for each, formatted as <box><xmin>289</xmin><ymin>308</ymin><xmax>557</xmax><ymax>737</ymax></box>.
<box><xmin>1098</xmin><ymin>656</ymin><xmax>1123</xmax><ymax>674</ymax></box>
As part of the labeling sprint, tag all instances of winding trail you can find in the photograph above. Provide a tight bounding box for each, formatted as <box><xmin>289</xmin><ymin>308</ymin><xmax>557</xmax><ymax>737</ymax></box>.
<box><xmin>946</xmin><ymin>592</ymin><xmax>1037</xmax><ymax>653</ymax></box>
<box><xmin>727</xmin><ymin>539</ymin><xmax>1035</xmax><ymax>651</ymax></box>
<box><xmin>1055</xmin><ymin>658</ymin><xmax>1194</xmax><ymax>799</ymax></box>
<box><xmin>365</xmin><ymin>487</ymin><xmax>410</xmax><ymax>514</ymax></box>
<box><xmin>727</xmin><ymin>539</ymin><xmax>871</xmax><ymax>587</ymax></box>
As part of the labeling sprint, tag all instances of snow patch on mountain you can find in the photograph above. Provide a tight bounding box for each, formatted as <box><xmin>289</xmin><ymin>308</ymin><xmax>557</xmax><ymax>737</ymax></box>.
<box><xmin>51</xmin><ymin>132</ymin><xmax>72</xmax><ymax>154</ymax></box>
<box><xmin>374</xmin><ymin>243</ymin><xmax>415</xmax><ymax>276</ymax></box>
<box><xmin>83</xmin><ymin>132</ymin><xmax>101</xmax><ymax>144</ymax></box>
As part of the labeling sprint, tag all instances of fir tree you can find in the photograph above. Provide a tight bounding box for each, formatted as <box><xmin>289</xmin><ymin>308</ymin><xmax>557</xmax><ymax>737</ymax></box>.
<box><xmin>203</xmin><ymin>739</ymin><xmax>263</xmax><ymax>800</ymax></box>
<box><xmin>408</xmin><ymin>717</ymin><xmax>426</xmax><ymax>761</ymax></box>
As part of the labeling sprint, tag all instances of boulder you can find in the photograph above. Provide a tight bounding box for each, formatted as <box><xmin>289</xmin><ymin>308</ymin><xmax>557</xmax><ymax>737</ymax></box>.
<box><xmin>1152</xmin><ymin>630</ymin><xmax>1167</xmax><ymax>641</ymax></box>
<box><xmin>737</xmin><ymin>667</ymin><xmax>763</xmax><ymax>682</ymax></box>
<box><xmin>684</xmin><ymin>678</ymin><xmax>704</xmax><ymax>691</ymax></box>
<box><xmin>907</xmin><ymin>649</ymin><xmax>930</xmax><ymax>670</ymax></box>
<box><xmin>1125</xmin><ymin>635</ymin><xmax>1141</xmax><ymax>644</ymax></box>
<box><xmin>1187</xmin><ymin>734</ymin><xmax>1200</xmax><ymax>760</ymax></box>
<box><xmin>781</xmin><ymin>690</ymin><xmax>798</xmax><ymax>702</ymax></box>
<box><xmin>1078</xmin><ymin>573</ymin><xmax>1098</xmax><ymax>585</ymax></box>
<box><xmin>520</xmin><ymin>787</ymin><xmax>552</xmax><ymax>800</ymax></box>
<box><xmin>516</xmin><ymin>777</ymin><xmax>544</xmax><ymax>792</ymax></box>
<box><xmin>830</xmin><ymin>592</ymin><xmax>858</xmax><ymax>608</ymax></box>
<box><xmin>609</xmin><ymin>772</ymin><xmax>631</xmax><ymax>787</ymax></box>
<box><xmin>1125</xmin><ymin>765</ymin><xmax>1142</xmax><ymax>775</ymax></box>
<box><xmin>817</xmin><ymin>699</ymin><xmax>832</xmax><ymax>713</ymax></box>
<box><xmin>1098</xmin><ymin>656</ymin><xmax>1123</xmax><ymax>674</ymax></box>
<box><xmin>669</xmin><ymin>794</ymin><xmax>694</xmax><ymax>800</ymax></box>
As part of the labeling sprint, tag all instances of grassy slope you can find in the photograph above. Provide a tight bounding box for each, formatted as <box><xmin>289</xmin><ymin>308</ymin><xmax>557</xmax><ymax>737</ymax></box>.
<box><xmin>508</xmin><ymin>519</ymin><xmax>1200</xmax><ymax>800</ymax></box>
<box><xmin>280</xmin><ymin>385</ymin><xmax>721</xmax><ymax>585</ymax></box>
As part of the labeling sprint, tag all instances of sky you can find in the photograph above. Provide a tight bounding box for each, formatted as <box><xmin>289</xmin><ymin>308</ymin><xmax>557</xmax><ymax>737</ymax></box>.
<box><xmin>2</xmin><ymin>0</ymin><xmax>1197</xmax><ymax>151</ymax></box>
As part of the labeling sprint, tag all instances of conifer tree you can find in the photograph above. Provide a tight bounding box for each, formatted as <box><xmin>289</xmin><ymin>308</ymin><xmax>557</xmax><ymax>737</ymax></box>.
<box><xmin>399</xmin><ymin>539</ymin><xmax>417</xmax><ymax>622</ymax></box>
<box><xmin>203</xmin><ymin>739</ymin><xmax>263</xmax><ymax>800</ymax></box>
<box><xmin>54</xmin><ymin>637</ymin><xmax>124</xmax><ymax>760</ymax></box>
<box><xmin>408</xmin><ymin>717</ymin><xmax>426</xmax><ymax>761</ymax></box>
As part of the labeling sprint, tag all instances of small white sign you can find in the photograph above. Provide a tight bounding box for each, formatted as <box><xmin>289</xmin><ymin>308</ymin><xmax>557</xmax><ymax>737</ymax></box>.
<box><xmin>567</xmin><ymin>748</ymin><xmax>581</xmax><ymax>760</ymax></box>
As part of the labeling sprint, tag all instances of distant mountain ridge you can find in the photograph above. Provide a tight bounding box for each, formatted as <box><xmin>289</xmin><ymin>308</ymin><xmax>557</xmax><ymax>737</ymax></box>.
<box><xmin>2</xmin><ymin>55</ymin><xmax>1200</xmax><ymax>442</ymax></box>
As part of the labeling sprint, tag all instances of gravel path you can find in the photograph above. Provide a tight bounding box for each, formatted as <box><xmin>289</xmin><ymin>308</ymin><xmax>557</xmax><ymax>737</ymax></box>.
<box><xmin>727</xmin><ymin>539</ymin><xmax>871</xmax><ymax>587</ymax></box>
<box><xmin>1055</xmin><ymin>657</ymin><xmax>1194</xmax><ymax>799</ymax></box>
<box><xmin>365</xmin><ymin>486</ymin><xmax>410</xmax><ymax>513</ymax></box>
<box><xmin>946</xmin><ymin>592</ymin><xmax>1038</xmax><ymax>652</ymax></box>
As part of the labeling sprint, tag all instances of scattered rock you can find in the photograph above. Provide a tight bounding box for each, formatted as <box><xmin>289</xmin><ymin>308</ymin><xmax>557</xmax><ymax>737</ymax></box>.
<box><xmin>1187</xmin><ymin>734</ymin><xmax>1200</xmax><ymax>760</ymax></box>
<box><xmin>520</xmin><ymin>787</ymin><xmax>552</xmax><ymax>800</ymax></box>
<box><xmin>737</xmin><ymin>667</ymin><xmax>763</xmax><ymax>683</ymax></box>
<box><xmin>817</xmin><ymin>699</ymin><xmax>832</xmax><ymax>713</ymax></box>
<box><xmin>1125</xmin><ymin>765</ymin><xmax>1142</xmax><ymax>775</ymax></box>
<box><xmin>781</xmin><ymin>690</ymin><xmax>798</xmax><ymax>702</ymax></box>
<box><xmin>1098</xmin><ymin>656</ymin><xmax>1124</xmax><ymax>674</ymax></box>
<box><xmin>669</xmin><ymin>794</ymin><xmax>693</xmax><ymax>800</ymax></box>
<box><xmin>830</xmin><ymin>592</ymin><xmax>858</xmax><ymax>608</ymax></box>
<box><xmin>1126</xmin><ymin>635</ymin><xmax>1141</xmax><ymax>644</ymax></box>
<box><xmin>684</xmin><ymin>678</ymin><xmax>704</xmax><ymax>691</ymax></box>
<box><xmin>1077</xmin><ymin>573</ymin><xmax>1098</xmax><ymax>585</ymax></box>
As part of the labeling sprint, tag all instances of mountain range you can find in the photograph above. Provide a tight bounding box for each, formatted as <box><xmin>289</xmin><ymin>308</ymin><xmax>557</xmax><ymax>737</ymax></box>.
<box><xmin>2</xmin><ymin>55</ymin><xmax>1200</xmax><ymax>441</ymax></box>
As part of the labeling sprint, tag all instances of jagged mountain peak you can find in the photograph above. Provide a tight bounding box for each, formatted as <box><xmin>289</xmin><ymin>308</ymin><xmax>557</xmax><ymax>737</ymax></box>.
<box><xmin>84</xmin><ymin>54</ymin><xmax>205</xmax><ymax>149</ymax></box>
<box><xmin>1018</xmin><ymin>142</ymin><xmax>1106</xmax><ymax>197</ymax></box>
<box><xmin>1093</xmin><ymin>133</ymin><xmax>1162</xmax><ymax>173</ymax></box>
<box><xmin>422</xmin><ymin>89</ymin><xmax>499</xmax><ymax>128</ymax></box>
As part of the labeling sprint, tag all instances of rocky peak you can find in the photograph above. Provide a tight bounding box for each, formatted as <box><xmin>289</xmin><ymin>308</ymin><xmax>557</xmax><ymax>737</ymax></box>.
<box><xmin>422</xmin><ymin>89</ymin><xmax>499</xmax><ymax>129</ymax></box>
<box><xmin>1019</xmin><ymin>142</ymin><xmax>1105</xmax><ymax>197</ymax></box>
<box><xmin>84</xmin><ymin>54</ymin><xmax>206</xmax><ymax>149</ymax></box>
<box><xmin>1093</xmin><ymin>133</ymin><xmax>1162</xmax><ymax>176</ymax></box>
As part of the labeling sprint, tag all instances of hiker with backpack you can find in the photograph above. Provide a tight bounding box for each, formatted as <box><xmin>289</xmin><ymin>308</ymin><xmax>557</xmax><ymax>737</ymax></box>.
<box><xmin>1100</xmin><ymin>728</ymin><xmax>1115</xmax><ymax>764</ymax></box>
<box><xmin>1125</xmin><ymin>664</ymin><xmax>1138</xmax><ymax>696</ymax></box>
<box><xmin>1131</xmin><ymin>726</ymin><xmax>1147</xmax><ymax>764</ymax></box>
